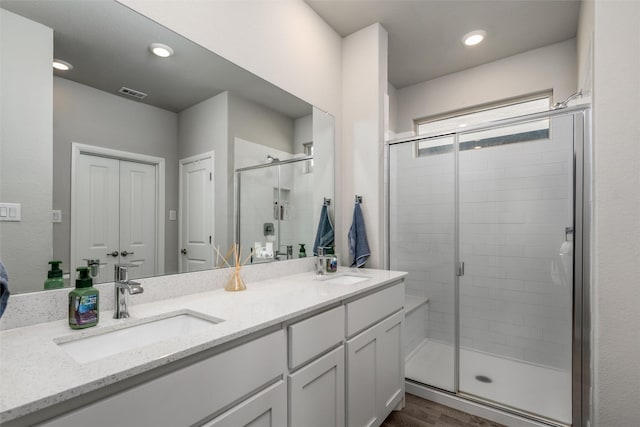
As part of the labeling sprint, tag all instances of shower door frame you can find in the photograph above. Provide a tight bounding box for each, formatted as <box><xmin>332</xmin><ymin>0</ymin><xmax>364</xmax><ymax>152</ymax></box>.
<box><xmin>384</xmin><ymin>105</ymin><xmax>591</xmax><ymax>427</ymax></box>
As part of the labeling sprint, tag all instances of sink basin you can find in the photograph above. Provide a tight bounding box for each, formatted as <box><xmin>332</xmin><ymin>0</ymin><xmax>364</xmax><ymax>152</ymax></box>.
<box><xmin>56</xmin><ymin>311</ymin><xmax>223</xmax><ymax>363</ymax></box>
<box><xmin>322</xmin><ymin>274</ymin><xmax>370</xmax><ymax>285</ymax></box>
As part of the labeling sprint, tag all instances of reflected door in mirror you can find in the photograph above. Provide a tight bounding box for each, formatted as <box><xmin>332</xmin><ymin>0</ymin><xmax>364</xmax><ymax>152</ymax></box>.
<box><xmin>74</xmin><ymin>155</ymin><xmax>157</xmax><ymax>282</ymax></box>
<box><xmin>180</xmin><ymin>154</ymin><xmax>214</xmax><ymax>272</ymax></box>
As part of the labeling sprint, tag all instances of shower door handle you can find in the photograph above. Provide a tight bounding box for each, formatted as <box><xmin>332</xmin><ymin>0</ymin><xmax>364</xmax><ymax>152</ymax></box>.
<box><xmin>456</xmin><ymin>261</ymin><xmax>465</xmax><ymax>277</ymax></box>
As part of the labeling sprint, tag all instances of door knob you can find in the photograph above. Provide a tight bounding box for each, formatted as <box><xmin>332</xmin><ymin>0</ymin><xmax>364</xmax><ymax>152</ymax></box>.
<box><xmin>107</xmin><ymin>251</ymin><xmax>119</xmax><ymax>257</ymax></box>
<box><xmin>181</xmin><ymin>248</ymin><xmax>187</xmax><ymax>255</ymax></box>
<box><xmin>120</xmin><ymin>251</ymin><xmax>134</xmax><ymax>257</ymax></box>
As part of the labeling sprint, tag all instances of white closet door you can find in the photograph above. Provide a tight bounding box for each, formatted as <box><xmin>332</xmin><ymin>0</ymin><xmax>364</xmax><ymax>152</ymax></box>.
<box><xmin>180</xmin><ymin>157</ymin><xmax>213</xmax><ymax>272</ymax></box>
<box><xmin>119</xmin><ymin>160</ymin><xmax>157</xmax><ymax>279</ymax></box>
<box><xmin>75</xmin><ymin>154</ymin><xmax>120</xmax><ymax>283</ymax></box>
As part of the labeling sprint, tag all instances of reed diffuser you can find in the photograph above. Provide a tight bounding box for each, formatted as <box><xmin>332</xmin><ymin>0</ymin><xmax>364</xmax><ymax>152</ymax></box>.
<box><xmin>214</xmin><ymin>244</ymin><xmax>251</xmax><ymax>292</ymax></box>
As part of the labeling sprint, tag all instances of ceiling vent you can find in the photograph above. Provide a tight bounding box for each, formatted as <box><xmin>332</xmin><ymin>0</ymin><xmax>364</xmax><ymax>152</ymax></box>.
<box><xmin>118</xmin><ymin>86</ymin><xmax>148</xmax><ymax>100</ymax></box>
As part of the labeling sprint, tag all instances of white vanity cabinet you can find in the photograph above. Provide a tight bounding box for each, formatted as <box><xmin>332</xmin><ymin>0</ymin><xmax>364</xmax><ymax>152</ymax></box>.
<box><xmin>345</xmin><ymin>283</ymin><xmax>405</xmax><ymax>427</ymax></box>
<box><xmin>9</xmin><ymin>276</ymin><xmax>406</xmax><ymax>427</ymax></box>
<box><xmin>39</xmin><ymin>330</ymin><xmax>286</xmax><ymax>427</ymax></box>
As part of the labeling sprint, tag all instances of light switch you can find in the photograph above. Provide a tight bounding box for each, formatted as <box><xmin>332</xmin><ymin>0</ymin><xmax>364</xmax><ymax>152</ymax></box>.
<box><xmin>0</xmin><ymin>203</ymin><xmax>20</xmax><ymax>221</ymax></box>
<box><xmin>169</xmin><ymin>210</ymin><xmax>177</xmax><ymax>221</ymax></box>
<box><xmin>52</xmin><ymin>210</ymin><xmax>62</xmax><ymax>223</ymax></box>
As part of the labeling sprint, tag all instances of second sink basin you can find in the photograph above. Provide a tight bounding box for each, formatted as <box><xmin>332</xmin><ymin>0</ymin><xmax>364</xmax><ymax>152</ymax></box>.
<box><xmin>322</xmin><ymin>274</ymin><xmax>370</xmax><ymax>285</ymax></box>
<box><xmin>56</xmin><ymin>311</ymin><xmax>223</xmax><ymax>364</ymax></box>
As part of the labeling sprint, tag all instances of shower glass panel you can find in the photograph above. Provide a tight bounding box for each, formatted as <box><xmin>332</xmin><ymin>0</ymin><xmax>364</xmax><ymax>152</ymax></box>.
<box><xmin>457</xmin><ymin>115</ymin><xmax>574</xmax><ymax>424</ymax></box>
<box><xmin>389</xmin><ymin>135</ymin><xmax>456</xmax><ymax>392</ymax></box>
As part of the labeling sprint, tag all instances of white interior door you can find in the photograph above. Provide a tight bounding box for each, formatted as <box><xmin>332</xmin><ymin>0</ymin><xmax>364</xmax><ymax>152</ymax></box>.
<box><xmin>75</xmin><ymin>153</ymin><xmax>159</xmax><ymax>283</ymax></box>
<box><xmin>75</xmin><ymin>154</ymin><xmax>120</xmax><ymax>283</ymax></box>
<box><xmin>119</xmin><ymin>160</ymin><xmax>157</xmax><ymax>279</ymax></box>
<box><xmin>180</xmin><ymin>155</ymin><xmax>213</xmax><ymax>272</ymax></box>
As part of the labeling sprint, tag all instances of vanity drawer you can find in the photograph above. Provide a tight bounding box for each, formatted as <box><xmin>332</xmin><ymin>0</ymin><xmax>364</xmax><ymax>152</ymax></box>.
<box><xmin>346</xmin><ymin>281</ymin><xmax>404</xmax><ymax>337</ymax></box>
<box><xmin>288</xmin><ymin>305</ymin><xmax>344</xmax><ymax>370</ymax></box>
<box><xmin>40</xmin><ymin>330</ymin><xmax>285</xmax><ymax>427</ymax></box>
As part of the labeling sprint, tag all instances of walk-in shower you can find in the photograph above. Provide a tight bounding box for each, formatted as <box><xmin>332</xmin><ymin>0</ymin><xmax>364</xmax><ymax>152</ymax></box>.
<box><xmin>386</xmin><ymin>106</ymin><xmax>590</xmax><ymax>426</ymax></box>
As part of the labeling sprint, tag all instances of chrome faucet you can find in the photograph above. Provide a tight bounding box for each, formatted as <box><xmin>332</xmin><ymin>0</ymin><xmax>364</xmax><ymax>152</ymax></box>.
<box><xmin>113</xmin><ymin>264</ymin><xmax>144</xmax><ymax>319</ymax></box>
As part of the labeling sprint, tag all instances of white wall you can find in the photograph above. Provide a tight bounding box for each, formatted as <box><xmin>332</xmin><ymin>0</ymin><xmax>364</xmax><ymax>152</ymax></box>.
<box><xmin>52</xmin><ymin>77</ymin><xmax>179</xmax><ymax>275</ymax></box>
<box><xmin>592</xmin><ymin>1</ymin><xmax>640</xmax><ymax>425</ymax></box>
<box><xmin>341</xmin><ymin>23</ymin><xmax>388</xmax><ymax>268</ymax></box>
<box><xmin>0</xmin><ymin>10</ymin><xmax>53</xmax><ymax>293</ymax></box>
<box><xmin>394</xmin><ymin>39</ymin><xmax>577</xmax><ymax>134</ymax></box>
<box><xmin>577</xmin><ymin>0</ymin><xmax>594</xmax><ymax>95</ymax></box>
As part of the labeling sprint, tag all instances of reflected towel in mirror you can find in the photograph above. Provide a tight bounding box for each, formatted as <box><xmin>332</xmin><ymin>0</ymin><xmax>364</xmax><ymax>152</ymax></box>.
<box><xmin>313</xmin><ymin>204</ymin><xmax>334</xmax><ymax>256</ymax></box>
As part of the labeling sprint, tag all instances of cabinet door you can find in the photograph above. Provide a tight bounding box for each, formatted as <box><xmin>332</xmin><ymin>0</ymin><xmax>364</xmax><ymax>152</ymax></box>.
<box><xmin>201</xmin><ymin>381</ymin><xmax>286</xmax><ymax>427</ymax></box>
<box><xmin>346</xmin><ymin>324</ymin><xmax>379</xmax><ymax>427</ymax></box>
<box><xmin>346</xmin><ymin>310</ymin><xmax>404</xmax><ymax>427</ymax></box>
<box><xmin>288</xmin><ymin>346</ymin><xmax>345</xmax><ymax>427</ymax></box>
<box><xmin>377</xmin><ymin>311</ymin><xmax>405</xmax><ymax>416</ymax></box>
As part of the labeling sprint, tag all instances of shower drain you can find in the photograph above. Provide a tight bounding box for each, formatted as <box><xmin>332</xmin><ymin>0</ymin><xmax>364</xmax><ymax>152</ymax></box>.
<box><xmin>475</xmin><ymin>375</ymin><xmax>493</xmax><ymax>383</ymax></box>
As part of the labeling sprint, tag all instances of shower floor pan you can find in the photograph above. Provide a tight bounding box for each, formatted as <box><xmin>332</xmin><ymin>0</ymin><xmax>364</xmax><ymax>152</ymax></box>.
<box><xmin>405</xmin><ymin>339</ymin><xmax>571</xmax><ymax>425</ymax></box>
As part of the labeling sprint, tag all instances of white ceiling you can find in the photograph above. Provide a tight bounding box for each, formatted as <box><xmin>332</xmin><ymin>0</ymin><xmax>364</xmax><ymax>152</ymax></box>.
<box><xmin>306</xmin><ymin>0</ymin><xmax>581</xmax><ymax>89</ymax></box>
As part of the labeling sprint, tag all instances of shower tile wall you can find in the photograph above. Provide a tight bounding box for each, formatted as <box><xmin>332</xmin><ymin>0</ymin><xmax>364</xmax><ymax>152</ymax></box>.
<box><xmin>391</xmin><ymin>117</ymin><xmax>573</xmax><ymax>370</ymax></box>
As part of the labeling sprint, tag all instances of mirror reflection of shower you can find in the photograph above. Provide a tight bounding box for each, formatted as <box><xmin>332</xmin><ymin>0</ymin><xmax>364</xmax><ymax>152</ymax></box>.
<box><xmin>236</xmin><ymin>148</ymin><xmax>315</xmax><ymax>264</ymax></box>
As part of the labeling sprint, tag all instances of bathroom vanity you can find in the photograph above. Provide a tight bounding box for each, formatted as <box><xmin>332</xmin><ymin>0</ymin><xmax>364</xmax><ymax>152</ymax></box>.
<box><xmin>0</xmin><ymin>268</ymin><xmax>405</xmax><ymax>427</ymax></box>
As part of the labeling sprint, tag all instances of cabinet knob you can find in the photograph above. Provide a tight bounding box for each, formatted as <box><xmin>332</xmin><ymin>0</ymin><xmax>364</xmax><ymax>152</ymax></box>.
<box><xmin>107</xmin><ymin>251</ymin><xmax>119</xmax><ymax>257</ymax></box>
<box><xmin>120</xmin><ymin>251</ymin><xmax>134</xmax><ymax>257</ymax></box>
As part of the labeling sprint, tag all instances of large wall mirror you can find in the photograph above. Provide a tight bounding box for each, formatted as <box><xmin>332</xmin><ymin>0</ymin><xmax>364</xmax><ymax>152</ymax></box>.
<box><xmin>0</xmin><ymin>0</ymin><xmax>335</xmax><ymax>294</ymax></box>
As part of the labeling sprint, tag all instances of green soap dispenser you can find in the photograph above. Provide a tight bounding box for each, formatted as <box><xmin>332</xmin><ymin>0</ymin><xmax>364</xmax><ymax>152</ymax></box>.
<box><xmin>44</xmin><ymin>261</ymin><xmax>64</xmax><ymax>290</ymax></box>
<box><xmin>69</xmin><ymin>267</ymin><xmax>99</xmax><ymax>329</ymax></box>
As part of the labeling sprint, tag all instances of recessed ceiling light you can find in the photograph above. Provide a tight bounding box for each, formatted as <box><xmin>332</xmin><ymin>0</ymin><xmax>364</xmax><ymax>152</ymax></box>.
<box><xmin>52</xmin><ymin>59</ymin><xmax>73</xmax><ymax>71</ymax></box>
<box><xmin>149</xmin><ymin>43</ymin><xmax>174</xmax><ymax>58</ymax></box>
<box><xmin>462</xmin><ymin>30</ymin><xmax>487</xmax><ymax>47</ymax></box>
<box><xmin>458</xmin><ymin>123</ymin><xmax>467</xmax><ymax>128</ymax></box>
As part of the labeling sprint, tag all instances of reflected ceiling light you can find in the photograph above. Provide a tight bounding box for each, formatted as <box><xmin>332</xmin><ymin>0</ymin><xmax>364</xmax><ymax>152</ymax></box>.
<box><xmin>149</xmin><ymin>43</ymin><xmax>174</xmax><ymax>58</ymax></box>
<box><xmin>474</xmin><ymin>146</ymin><xmax>482</xmax><ymax>150</ymax></box>
<box><xmin>458</xmin><ymin>123</ymin><xmax>467</xmax><ymax>128</ymax></box>
<box><xmin>462</xmin><ymin>30</ymin><xmax>486</xmax><ymax>47</ymax></box>
<box><xmin>52</xmin><ymin>59</ymin><xmax>73</xmax><ymax>71</ymax></box>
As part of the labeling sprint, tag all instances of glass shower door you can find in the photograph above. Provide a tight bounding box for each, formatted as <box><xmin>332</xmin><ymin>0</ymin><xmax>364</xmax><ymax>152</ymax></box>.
<box><xmin>237</xmin><ymin>164</ymin><xmax>280</xmax><ymax>263</ymax></box>
<box><xmin>457</xmin><ymin>115</ymin><xmax>574</xmax><ymax>424</ymax></box>
<box><xmin>389</xmin><ymin>135</ymin><xmax>456</xmax><ymax>392</ymax></box>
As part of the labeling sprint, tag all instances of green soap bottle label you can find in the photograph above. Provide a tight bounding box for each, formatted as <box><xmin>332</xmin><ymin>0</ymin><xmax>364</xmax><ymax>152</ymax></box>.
<box><xmin>69</xmin><ymin>294</ymin><xmax>98</xmax><ymax>327</ymax></box>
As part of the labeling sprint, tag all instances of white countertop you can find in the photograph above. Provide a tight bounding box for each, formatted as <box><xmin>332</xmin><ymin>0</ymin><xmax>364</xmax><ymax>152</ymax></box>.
<box><xmin>0</xmin><ymin>268</ymin><xmax>405</xmax><ymax>423</ymax></box>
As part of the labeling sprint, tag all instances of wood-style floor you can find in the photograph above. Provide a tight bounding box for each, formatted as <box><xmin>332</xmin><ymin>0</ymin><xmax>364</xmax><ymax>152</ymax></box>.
<box><xmin>382</xmin><ymin>393</ymin><xmax>506</xmax><ymax>427</ymax></box>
